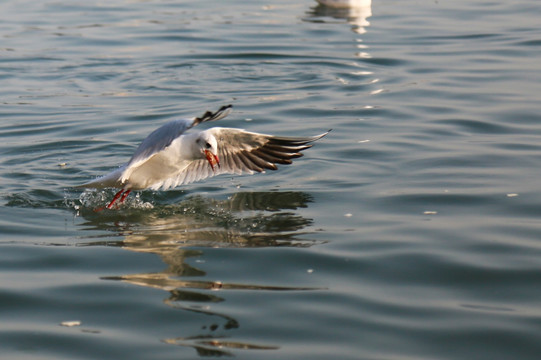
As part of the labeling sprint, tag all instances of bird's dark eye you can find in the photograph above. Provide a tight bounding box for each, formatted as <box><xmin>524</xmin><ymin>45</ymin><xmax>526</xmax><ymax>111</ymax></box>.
<box><xmin>205</xmin><ymin>142</ymin><xmax>211</xmax><ymax>149</ymax></box>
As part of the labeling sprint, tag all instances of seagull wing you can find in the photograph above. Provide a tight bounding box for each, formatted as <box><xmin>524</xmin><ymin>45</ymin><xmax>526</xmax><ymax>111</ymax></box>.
<box><xmin>120</xmin><ymin>105</ymin><xmax>232</xmax><ymax>184</ymax></box>
<box><xmin>158</xmin><ymin>127</ymin><xmax>330</xmax><ymax>189</ymax></box>
<box><xmin>126</xmin><ymin>105</ymin><xmax>232</xmax><ymax>169</ymax></box>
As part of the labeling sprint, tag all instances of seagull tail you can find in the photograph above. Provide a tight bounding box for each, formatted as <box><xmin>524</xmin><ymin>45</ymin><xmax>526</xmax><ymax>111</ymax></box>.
<box><xmin>75</xmin><ymin>166</ymin><xmax>125</xmax><ymax>189</ymax></box>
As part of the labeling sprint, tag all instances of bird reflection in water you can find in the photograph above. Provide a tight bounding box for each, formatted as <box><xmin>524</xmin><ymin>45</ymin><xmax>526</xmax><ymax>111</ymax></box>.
<box><xmin>78</xmin><ymin>191</ymin><xmax>323</xmax><ymax>356</ymax></box>
<box><xmin>307</xmin><ymin>0</ymin><xmax>372</xmax><ymax>35</ymax></box>
<box><xmin>303</xmin><ymin>0</ymin><xmax>376</xmax><ymax>89</ymax></box>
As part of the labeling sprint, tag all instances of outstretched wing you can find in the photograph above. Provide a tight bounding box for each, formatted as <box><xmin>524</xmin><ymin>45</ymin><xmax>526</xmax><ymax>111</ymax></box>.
<box><xmin>121</xmin><ymin>105</ymin><xmax>232</xmax><ymax>183</ymax></box>
<box><xmin>157</xmin><ymin>127</ymin><xmax>330</xmax><ymax>189</ymax></box>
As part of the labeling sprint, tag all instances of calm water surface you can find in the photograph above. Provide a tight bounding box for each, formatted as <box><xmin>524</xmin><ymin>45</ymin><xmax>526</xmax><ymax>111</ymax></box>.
<box><xmin>2</xmin><ymin>0</ymin><xmax>541</xmax><ymax>359</ymax></box>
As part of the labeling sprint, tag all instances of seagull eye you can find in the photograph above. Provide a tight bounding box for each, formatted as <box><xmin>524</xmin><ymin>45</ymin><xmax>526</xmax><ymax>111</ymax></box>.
<box><xmin>205</xmin><ymin>142</ymin><xmax>212</xmax><ymax>149</ymax></box>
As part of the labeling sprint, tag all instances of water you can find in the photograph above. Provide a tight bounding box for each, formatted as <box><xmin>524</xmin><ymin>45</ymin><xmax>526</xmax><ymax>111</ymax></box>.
<box><xmin>2</xmin><ymin>0</ymin><xmax>541</xmax><ymax>358</ymax></box>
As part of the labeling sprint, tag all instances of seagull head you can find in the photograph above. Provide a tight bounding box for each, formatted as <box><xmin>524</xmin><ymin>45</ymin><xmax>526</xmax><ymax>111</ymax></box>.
<box><xmin>196</xmin><ymin>132</ymin><xmax>220</xmax><ymax>171</ymax></box>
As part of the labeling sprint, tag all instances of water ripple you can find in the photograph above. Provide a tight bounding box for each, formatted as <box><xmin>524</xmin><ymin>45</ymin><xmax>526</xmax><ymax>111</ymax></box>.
<box><xmin>2</xmin><ymin>0</ymin><xmax>541</xmax><ymax>359</ymax></box>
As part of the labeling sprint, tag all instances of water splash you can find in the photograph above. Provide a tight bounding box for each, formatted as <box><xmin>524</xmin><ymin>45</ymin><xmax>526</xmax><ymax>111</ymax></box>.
<box><xmin>65</xmin><ymin>189</ymin><xmax>154</xmax><ymax>214</ymax></box>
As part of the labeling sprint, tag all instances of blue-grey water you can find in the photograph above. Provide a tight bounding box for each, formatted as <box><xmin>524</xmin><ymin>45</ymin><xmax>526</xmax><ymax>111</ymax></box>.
<box><xmin>2</xmin><ymin>0</ymin><xmax>541</xmax><ymax>359</ymax></box>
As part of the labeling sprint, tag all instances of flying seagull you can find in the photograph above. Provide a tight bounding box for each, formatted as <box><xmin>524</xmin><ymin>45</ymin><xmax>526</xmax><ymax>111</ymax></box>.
<box><xmin>79</xmin><ymin>105</ymin><xmax>329</xmax><ymax>209</ymax></box>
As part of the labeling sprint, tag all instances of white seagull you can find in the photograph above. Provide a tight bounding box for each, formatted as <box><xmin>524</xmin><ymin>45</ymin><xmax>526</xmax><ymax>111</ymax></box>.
<box><xmin>79</xmin><ymin>105</ymin><xmax>329</xmax><ymax>210</ymax></box>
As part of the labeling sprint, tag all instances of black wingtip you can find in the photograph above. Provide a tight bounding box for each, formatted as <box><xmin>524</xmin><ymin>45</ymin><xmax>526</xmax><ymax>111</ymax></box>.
<box><xmin>310</xmin><ymin>130</ymin><xmax>331</xmax><ymax>142</ymax></box>
<box><xmin>194</xmin><ymin>104</ymin><xmax>233</xmax><ymax>125</ymax></box>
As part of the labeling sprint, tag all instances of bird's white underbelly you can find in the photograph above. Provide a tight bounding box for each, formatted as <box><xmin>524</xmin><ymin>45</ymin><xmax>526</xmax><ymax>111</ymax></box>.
<box><xmin>125</xmin><ymin>153</ymin><xmax>191</xmax><ymax>190</ymax></box>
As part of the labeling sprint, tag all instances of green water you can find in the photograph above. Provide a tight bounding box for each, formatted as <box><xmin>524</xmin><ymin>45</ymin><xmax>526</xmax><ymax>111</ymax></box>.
<box><xmin>2</xmin><ymin>0</ymin><xmax>541</xmax><ymax>359</ymax></box>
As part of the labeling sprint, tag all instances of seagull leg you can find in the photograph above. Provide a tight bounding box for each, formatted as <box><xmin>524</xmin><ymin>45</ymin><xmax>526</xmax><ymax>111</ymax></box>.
<box><xmin>119</xmin><ymin>189</ymin><xmax>131</xmax><ymax>204</ymax></box>
<box><xmin>106</xmin><ymin>189</ymin><xmax>125</xmax><ymax>209</ymax></box>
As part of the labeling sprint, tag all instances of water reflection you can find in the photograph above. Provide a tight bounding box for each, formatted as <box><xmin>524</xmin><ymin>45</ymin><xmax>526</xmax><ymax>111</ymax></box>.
<box><xmin>307</xmin><ymin>0</ymin><xmax>372</xmax><ymax>34</ymax></box>
<box><xmin>79</xmin><ymin>191</ymin><xmax>317</xmax><ymax>249</ymax></box>
<box><xmin>79</xmin><ymin>191</ymin><xmax>321</xmax><ymax>355</ymax></box>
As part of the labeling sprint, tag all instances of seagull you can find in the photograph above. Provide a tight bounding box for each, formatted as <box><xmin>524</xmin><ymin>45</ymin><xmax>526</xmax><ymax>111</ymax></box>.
<box><xmin>79</xmin><ymin>105</ymin><xmax>329</xmax><ymax>210</ymax></box>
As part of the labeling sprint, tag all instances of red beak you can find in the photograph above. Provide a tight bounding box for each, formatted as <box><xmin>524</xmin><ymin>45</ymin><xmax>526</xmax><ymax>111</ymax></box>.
<box><xmin>204</xmin><ymin>150</ymin><xmax>220</xmax><ymax>171</ymax></box>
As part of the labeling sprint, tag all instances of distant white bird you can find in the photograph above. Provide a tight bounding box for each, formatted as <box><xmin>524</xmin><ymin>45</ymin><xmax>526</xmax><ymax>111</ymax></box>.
<box><xmin>79</xmin><ymin>105</ymin><xmax>329</xmax><ymax>210</ymax></box>
<box><xmin>316</xmin><ymin>0</ymin><xmax>371</xmax><ymax>8</ymax></box>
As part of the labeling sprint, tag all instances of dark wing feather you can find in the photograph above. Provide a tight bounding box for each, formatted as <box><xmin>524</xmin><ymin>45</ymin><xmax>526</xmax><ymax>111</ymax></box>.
<box><xmin>151</xmin><ymin>127</ymin><xmax>329</xmax><ymax>189</ymax></box>
<box><xmin>192</xmin><ymin>104</ymin><xmax>233</xmax><ymax>126</ymax></box>
<box><xmin>212</xmin><ymin>127</ymin><xmax>329</xmax><ymax>175</ymax></box>
<box><xmin>209</xmin><ymin>127</ymin><xmax>328</xmax><ymax>176</ymax></box>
